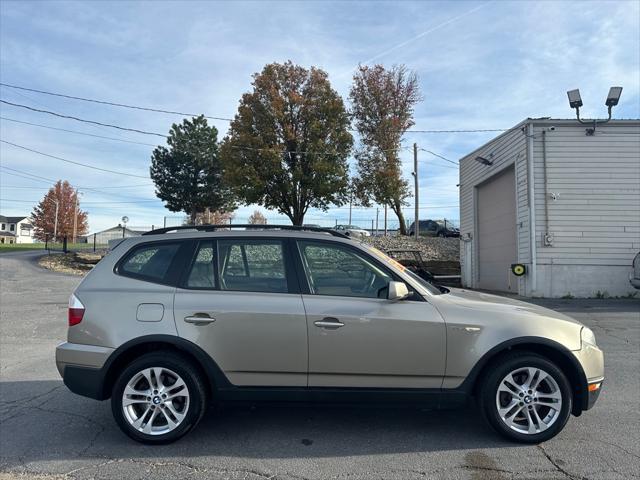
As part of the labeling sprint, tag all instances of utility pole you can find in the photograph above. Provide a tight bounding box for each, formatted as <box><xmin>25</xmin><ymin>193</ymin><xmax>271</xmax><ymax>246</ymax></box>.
<box><xmin>72</xmin><ymin>191</ymin><xmax>81</xmax><ymax>244</ymax></box>
<box><xmin>413</xmin><ymin>143</ymin><xmax>419</xmax><ymax>239</ymax></box>
<box><xmin>348</xmin><ymin>193</ymin><xmax>353</xmax><ymax>225</ymax></box>
<box><xmin>52</xmin><ymin>199</ymin><xmax>59</xmax><ymax>241</ymax></box>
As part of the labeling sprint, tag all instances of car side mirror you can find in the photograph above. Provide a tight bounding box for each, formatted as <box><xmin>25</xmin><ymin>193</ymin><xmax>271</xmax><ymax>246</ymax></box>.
<box><xmin>387</xmin><ymin>281</ymin><xmax>409</xmax><ymax>301</ymax></box>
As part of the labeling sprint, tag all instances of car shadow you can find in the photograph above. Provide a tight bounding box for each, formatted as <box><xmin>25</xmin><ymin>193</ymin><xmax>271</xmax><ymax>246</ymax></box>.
<box><xmin>0</xmin><ymin>380</ymin><xmax>523</xmax><ymax>468</ymax></box>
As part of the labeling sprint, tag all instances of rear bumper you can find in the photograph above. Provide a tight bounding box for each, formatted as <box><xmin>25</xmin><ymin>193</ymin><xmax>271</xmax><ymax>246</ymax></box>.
<box><xmin>56</xmin><ymin>342</ymin><xmax>114</xmax><ymax>400</ymax></box>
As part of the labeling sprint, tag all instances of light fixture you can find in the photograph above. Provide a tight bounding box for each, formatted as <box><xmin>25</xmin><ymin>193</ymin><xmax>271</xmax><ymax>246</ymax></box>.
<box><xmin>567</xmin><ymin>89</ymin><xmax>583</xmax><ymax>109</ymax></box>
<box><xmin>475</xmin><ymin>156</ymin><xmax>493</xmax><ymax>166</ymax></box>
<box><xmin>605</xmin><ymin>86</ymin><xmax>623</xmax><ymax>107</ymax></box>
<box><xmin>567</xmin><ymin>86</ymin><xmax>623</xmax><ymax>135</ymax></box>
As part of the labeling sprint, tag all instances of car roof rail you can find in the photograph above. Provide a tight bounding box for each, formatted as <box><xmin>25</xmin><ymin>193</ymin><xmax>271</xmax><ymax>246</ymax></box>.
<box><xmin>141</xmin><ymin>224</ymin><xmax>351</xmax><ymax>239</ymax></box>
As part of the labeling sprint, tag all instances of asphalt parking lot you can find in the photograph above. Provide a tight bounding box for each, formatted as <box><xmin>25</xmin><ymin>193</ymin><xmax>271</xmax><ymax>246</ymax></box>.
<box><xmin>1</xmin><ymin>251</ymin><xmax>639</xmax><ymax>480</ymax></box>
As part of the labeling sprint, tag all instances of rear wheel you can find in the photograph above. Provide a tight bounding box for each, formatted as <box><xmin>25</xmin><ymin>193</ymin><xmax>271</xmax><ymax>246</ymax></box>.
<box><xmin>479</xmin><ymin>353</ymin><xmax>572</xmax><ymax>443</ymax></box>
<box><xmin>111</xmin><ymin>352</ymin><xmax>207</xmax><ymax>444</ymax></box>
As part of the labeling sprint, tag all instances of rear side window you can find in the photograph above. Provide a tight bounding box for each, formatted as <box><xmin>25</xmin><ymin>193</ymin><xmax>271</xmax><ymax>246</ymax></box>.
<box><xmin>218</xmin><ymin>240</ymin><xmax>288</xmax><ymax>293</ymax></box>
<box><xmin>118</xmin><ymin>243</ymin><xmax>180</xmax><ymax>283</ymax></box>
<box><xmin>186</xmin><ymin>241</ymin><xmax>216</xmax><ymax>288</ymax></box>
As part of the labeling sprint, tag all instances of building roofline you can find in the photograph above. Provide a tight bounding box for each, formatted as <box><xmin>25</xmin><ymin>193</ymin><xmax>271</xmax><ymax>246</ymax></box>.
<box><xmin>459</xmin><ymin>118</ymin><xmax>640</xmax><ymax>163</ymax></box>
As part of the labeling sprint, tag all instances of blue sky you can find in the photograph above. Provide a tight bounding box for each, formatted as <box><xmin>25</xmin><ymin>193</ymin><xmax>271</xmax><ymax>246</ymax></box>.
<box><xmin>1</xmin><ymin>0</ymin><xmax>638</xmax><ymax>232</ymax></box>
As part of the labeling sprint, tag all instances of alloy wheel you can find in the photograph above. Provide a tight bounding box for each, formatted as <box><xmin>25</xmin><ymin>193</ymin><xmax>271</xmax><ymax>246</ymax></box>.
<box><xmin>495</xmin><ymin>367</ymin><xmax>563</xmax><ymax>435</ymax></box>
<box><xmin>122</xmin><ymin>367</ymin><xmax>190</xmax><ymax>436</ymax></box>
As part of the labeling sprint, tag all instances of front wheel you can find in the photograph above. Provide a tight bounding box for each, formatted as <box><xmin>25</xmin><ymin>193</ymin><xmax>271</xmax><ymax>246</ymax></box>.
<box><xmin>479</xmin><ymin>353</ymin><xmax>572</xmax><ymax>443</ymax></box>
<box><xmin>111</xmin><ymin>352</ymin><xmax>207</xmax><ymax>444</ymax></box>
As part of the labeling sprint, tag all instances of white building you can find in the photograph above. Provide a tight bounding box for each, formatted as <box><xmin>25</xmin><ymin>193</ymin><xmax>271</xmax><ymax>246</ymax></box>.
<box><xmin>86</xmin><ymin>225</ymin><xmax>146</xmax><ymax>245</ymax></box>
<box><xmin>0</xmin><ymin>215</ymin><xmax>35</xmax><ymax>244</ymax></box>
<box><xmin>459</xmin><ymin>118</ymin><xmax>640</xmax><ymax>298</ymax></box>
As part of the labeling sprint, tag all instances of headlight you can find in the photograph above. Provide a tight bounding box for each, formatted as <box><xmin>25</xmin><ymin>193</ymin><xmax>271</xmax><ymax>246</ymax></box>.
<box><xmin>581</xmin><ymin>327</ymin><xmax>597</xmax><ymax>347</ymax></box>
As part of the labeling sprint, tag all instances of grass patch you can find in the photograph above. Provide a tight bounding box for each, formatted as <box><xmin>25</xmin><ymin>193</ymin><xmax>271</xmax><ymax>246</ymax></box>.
<box><xmin>0</xmin><ymin>243</ymin><xmax>46</xmax><ymax>253</ymax></box>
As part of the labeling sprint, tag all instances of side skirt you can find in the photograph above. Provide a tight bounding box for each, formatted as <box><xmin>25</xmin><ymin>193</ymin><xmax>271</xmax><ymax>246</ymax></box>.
<box><xmin>216</xmin><ymin>387</ymin><xmax>469</xmax><ymax>409</ymax></box>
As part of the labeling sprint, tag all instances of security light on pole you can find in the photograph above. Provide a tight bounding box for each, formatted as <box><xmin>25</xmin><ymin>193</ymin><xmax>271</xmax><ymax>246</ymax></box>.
<box><xmin>121</xmin><ymin>216</ymin><xmax>129</xmax><ymax>238</ymax></box>
<box><xmin>567</xmin><ymin>86</ymin><xmax>623</xmax><ymax>135</ymax></box>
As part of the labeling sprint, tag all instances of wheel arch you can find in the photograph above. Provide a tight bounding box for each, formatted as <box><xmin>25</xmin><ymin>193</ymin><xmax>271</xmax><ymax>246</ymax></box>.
<box><xmin>462</xmin><ymin>336</ymin><xmax>589</xmax><ymax>416</ymax></box>
<box><xmin>99</xmin><ymin>335</ymin><xmax>231</xmax><ymax>400</ymax></box>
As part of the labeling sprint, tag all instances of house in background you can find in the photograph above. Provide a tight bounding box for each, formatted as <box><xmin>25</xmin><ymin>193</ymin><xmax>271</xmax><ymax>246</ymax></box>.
<box><xmin>459</xmin><ymin>118</ymin><xmax>640</xmax><ymax>298</ymax></box>
<box><xmin>0</xmin><ymin>215</ymin><xmax>35</xmax><ymax>244</ymax></box>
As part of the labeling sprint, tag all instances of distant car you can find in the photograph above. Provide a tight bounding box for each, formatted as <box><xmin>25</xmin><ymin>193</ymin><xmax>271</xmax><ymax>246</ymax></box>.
<box><xmin>302</xmin><ymin>224</ymin><xmax>322</xmax><ymax>229</ymax></box>
<box><xmin>334</xmin><ymin>225</ymin><xmax>371</xmax><ymax>238</ymax></box>
<box><xmin>408</xmin><ymin>220</ymin><xmax>460</xmax><ymax>237</ymax></box>
<box><xmin>630</xmin><ymin>252</ymin><xmax>640</xmax><ymax>289</ymax></box>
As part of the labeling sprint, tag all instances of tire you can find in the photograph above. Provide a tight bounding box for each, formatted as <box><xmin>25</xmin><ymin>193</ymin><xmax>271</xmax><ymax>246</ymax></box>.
<box><xmin>111</xmin><ymin>352</ymin><xmax>207</xmax><ymax>444</ymax></box>
<box><xmin>478</xmin><ymin>353</ymin><xmax>572</xmax><ymax>443</ymax></box>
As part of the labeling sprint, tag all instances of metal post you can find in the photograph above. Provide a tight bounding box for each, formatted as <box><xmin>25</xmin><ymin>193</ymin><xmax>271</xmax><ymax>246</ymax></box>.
<box><xmin>371</xmin><ymin>219</ymin><xmax>374</xmax><ymax>232</ymax></box>
<box><xmin>414</xmin><ymin>143</ymin><xmax>419</xmax><ymax>239</ymax></box>
<box><xmin>63</xmin><ymin>236</ymin><xmax>68</xmax><ymax>253</ymax></box>
<box><xmin>45</xmin><ymin>234</ymin><xmax>48</xmax><ymax>251</ymax></box>
<box><xmin>93</xmin><ymin>233</ymin><xmax>96</xmax><ymax>252</ymax></box>
<box><xmin>348</xmin><ymin>194</ymin><xmax>353</xmax><ymax>225</ymax></box>
<box><xmin>384</xmin><ymin>205</ymin><xmax>387</xmax><ymax>236</ymax></box>
<box><xmin>122</xmin><ymin>224</ymin><xmax>125</xmax><ymax>238</ymax></box>
<box><xmin>163</xmin><ymin>216</ymin><xmax>167</xmax><ymax>228</ymax></box>
<box><xmin>375</xmin><ymin>208</ymin><xmax>379</xmax><ymax>236</ymax></box>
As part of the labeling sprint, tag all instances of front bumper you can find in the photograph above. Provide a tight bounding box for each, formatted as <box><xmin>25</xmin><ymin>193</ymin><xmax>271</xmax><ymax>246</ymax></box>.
<box><xmin>572</xmin><ymin>342</ymin><xmax>605</xmax><ymax>411</ymax></box>
<box><xmin>56</xmin><ymin>342</ymin><xmax>114</xmax><ymax>400</ymax></box>
<box><xmin>586</xmin><ymin>379</ymin><xmax>604</xmax><ymax>410</ymax></box>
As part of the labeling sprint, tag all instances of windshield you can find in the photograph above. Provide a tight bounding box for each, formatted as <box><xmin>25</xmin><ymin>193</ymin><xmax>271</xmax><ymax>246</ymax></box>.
<box><xmin>364</xmin><ymin>246</ymin><xmax>443</xmax><ymax>295</ymax></box>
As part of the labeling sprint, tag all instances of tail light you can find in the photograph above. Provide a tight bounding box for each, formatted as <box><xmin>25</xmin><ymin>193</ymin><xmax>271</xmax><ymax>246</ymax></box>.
<box><xmin>68</xmin><ymin>293</ymin><xmax>85</xmax><ymax>326</ymax></box>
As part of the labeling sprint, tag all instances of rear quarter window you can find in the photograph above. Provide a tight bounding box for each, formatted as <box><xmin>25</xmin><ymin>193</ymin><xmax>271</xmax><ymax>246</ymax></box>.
<box><xmin>117</xmin><ymin>242</ymin><xmax>181</xmax><ymax>284</ymax></box>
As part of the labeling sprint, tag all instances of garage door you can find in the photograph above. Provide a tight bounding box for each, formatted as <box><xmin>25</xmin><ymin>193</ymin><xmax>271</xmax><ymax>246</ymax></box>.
<box><xmin>477</xmin><ymin>166</ymin><xmax>517</xmax><ymax>292</ymax></box>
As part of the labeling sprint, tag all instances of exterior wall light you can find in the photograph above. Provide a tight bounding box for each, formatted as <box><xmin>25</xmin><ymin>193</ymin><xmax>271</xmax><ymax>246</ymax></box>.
<box><xmin>475</xmin><ymin>156</ymin><xmax>493</xmax><ymax>166</ymax></box>
<box><xmin>567</xmin><ymin>86</ymin><xmax>623</xmax><ymax>135</ymax></box>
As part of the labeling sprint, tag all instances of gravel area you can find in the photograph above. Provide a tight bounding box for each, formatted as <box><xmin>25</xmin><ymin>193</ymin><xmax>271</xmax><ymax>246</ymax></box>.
<box><xmin>38</xmin><ymin>252</ymin><xmax>103</xmax><ymax>276</ymax></box>
<box><xmin>363</xmin><ymin>236</ymin><xmax>460</xmax><ymax>262</ymax></box>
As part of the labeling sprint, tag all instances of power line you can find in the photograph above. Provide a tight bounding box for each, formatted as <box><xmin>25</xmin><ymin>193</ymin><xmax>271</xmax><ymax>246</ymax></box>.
<box><xmin>0</xmin><ymin>166</ymin><xmax>157</xmax><ymax>205</ymax></box>
<box><xmin>0</xmin><ymin>83</ymin><xmax>234</xmax><ymax>122</ymax></box>
<box><xmin>419</xmin><ymin>148</ymin><xmax>459</xmax><ymax>165</ymax></box>
<box><xmin>1</xmin><ymin>84</ymin><xmax>513</xmax><ymax>135</ymax></box>
<box><xmin>0</xmin><ymin>100</ymin><xmax>166</xmax><ymax>138</ymax></box>
<box><xmin>0</xmin><ymin>117</ymin><xmax>158</xmax><ymax>147</ymax></box>
<box><xmin>0</xmin><ymin>198</ymin><xmax>160</xmax><ymax>205</ymax></box>
<box><xmin>1</xmin><ymin>140</ymin><xmax>151</xmax><ymax>179</ymax></box>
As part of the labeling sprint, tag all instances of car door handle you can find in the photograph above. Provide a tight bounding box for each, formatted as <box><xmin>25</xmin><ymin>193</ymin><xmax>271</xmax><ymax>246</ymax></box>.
<box><xmin>184</xmin><ymin>314</ymin><xmax>216</xmax><ymax>326</ymax></box>
<box><xmin>314</xmin><ymin>317</ymin><xmax>344</xmax><ymax>329</ymax></box>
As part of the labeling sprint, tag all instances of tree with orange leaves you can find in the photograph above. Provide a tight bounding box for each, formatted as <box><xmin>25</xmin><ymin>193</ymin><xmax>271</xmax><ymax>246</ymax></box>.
<box><xmin>30</xmin><ymin>181</ymin><xmax>88</xmax><ymax>242</ymax></box>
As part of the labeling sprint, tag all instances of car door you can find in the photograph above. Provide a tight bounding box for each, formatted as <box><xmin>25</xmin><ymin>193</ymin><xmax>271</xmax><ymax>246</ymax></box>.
<box><xmin>173</xmin><ymin>237</ymin><xmax>308</xmax><ymax>387</ymax></box>
<box><xmin>296</xmin><ymin>240</ymin><xmax>446</xmax><ymax>389</ymax></box>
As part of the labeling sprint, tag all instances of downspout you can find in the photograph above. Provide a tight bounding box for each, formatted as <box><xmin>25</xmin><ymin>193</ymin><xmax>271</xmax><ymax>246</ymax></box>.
<box><xmin>527</xmin><ymin>122</ymin><xmax>537</xmax><ymax>295</ymax></box>
<box><xmin>542</xmin><ymin>130</ymin><xmax>552</xmax><ymax>246</ymax></box>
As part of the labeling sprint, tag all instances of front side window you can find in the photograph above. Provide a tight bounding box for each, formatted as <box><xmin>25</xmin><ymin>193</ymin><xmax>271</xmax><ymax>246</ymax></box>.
<box><xmin>218</xmin><ymin>240</ymin><xmax>288</xmax><ymax>293</ymax></box>
<box><xmin>9</xmin><ymin>224</ymin><xmax>15</xmax><ymax>231</ymax></box>
<box><xmin>186</xmin><ymin>241</ymin><xmax>216</xmax><ymax>288</ymax></box>
<box><xmin>119</xmin><ymin>243</ymin><xmax>180</xmax><ymax>283</ymax></box>
<box><xmin>298</xmin><ymin>241</ymin><xmax>392</xmax><ymax>298</ymax></box>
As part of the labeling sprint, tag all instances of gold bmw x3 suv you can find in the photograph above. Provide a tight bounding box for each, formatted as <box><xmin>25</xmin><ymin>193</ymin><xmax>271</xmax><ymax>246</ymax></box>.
<box><xmin>56</xmin><ymin>225</ymin><xmax>604</xmax><ymax>444</ymax></box>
